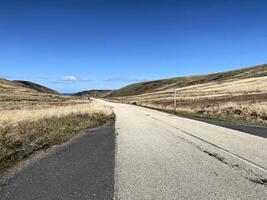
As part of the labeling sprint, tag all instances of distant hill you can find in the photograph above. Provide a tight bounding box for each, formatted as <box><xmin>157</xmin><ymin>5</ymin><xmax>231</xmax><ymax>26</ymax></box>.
<box><xmin>0</xmin><ymin>78</ymin><xmax>59</xmax><ymax>95</ymax></box>
<box><xmin>14</xmin><ymin>80</ymin><xmax>59</xmax><ymax>95</ymax></box>
<box><xmin>73</xmin><ymin>90</ymin><xmax>113</xmax><ymax>98</ymax></box>
<box><xmin>0</xmin><ymin>78</ymin><xmax>64</xmax><ymax>110</ymax></box>
<box><xmin>108</xmin><ymin>64</ymin><xmax>267</xmax><ymax>97</ymax></box>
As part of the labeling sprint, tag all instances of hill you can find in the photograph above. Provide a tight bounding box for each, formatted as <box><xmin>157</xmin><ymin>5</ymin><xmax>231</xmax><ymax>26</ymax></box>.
<box><xmin>107</xmin><ymin>64</ymin><xmax>267</xmax><ymax>127</ymax></box>
<box><xmin>14</xmin><ymin>80</ymin><xmax>59</xmax><ymax>95</ymax></box>
<box><xmin>0</xmin><ymin>78</ymin><xmax>65</xmax><ymax>110</ymax></box>
<box><xmin>0</xmin><ymin>78</ymin><xmax>59</xmax><ymax>94</ymax></box>
<box><xmin>109</xmin><ymin>64</ymin><xmax>267</xmax><ymax>97</ymax></box>
<box><xmin>73</xmin><ymin>90</ymin><xmax>113</xmax><ymax>98</ymax></box>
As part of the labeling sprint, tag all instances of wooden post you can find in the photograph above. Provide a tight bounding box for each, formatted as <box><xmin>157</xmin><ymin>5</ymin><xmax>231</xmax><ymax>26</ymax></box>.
<box><xmin>174</xmin><ymin>88</ymin><xmax>176</xmax><ymax>112</ymax></box>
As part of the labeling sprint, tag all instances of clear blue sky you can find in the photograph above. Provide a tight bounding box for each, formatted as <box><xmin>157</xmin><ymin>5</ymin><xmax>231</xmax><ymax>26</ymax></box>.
<box><xmin>0</xmin><ymin>0</ymin><xmax>267</xmax><ymax>93</ymax></box>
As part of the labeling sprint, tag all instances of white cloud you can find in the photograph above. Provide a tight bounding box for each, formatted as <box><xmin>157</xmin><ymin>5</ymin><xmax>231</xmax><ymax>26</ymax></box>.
<box><xmin>62</xmin><ymin>75</ymin><xmax>77</xmax><ymax>81</ymax></box>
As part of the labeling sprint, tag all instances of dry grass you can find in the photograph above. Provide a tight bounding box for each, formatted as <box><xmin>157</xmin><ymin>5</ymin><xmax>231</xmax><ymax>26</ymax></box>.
<box><xmin>110</xmin><ymin>76</ymin><xmax>267</xmax><ymax>127</ymax></box>
<box><xmin>139</xmin><ymin>101</ymin><xmax>267</xmax><ymax>126</ymax></box>
<box><xmin>0</xmin><ymin>101</ymin><xmax>113</xmax><ymax>127</ymax></box>
<box><xmin>0</xmin><ymin>100</ymin><xmax>114</xmax><ymax>172</ymax></box>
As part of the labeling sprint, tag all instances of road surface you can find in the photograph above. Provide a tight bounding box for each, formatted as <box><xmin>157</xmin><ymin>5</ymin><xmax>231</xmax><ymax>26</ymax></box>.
<box><xmin>102</xmin><ymin>100</ymin><xmax>267</xmax><ymax>200</ymax></box>
<box><xmin>0</xmin><ymin>100</ymin><xmax>267</xmax><ymax>199</ymax></box>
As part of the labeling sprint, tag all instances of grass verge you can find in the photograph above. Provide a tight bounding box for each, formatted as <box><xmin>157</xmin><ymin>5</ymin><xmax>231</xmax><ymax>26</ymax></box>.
<box><xmin>0</xmin><ymin>102</ymin><xmax>114</xmax><ymax>173</ymax></box>
<box><xmin>136</xmin><ymin>103</ymin><xmax>267</xmax><ymax>128</ymax></box>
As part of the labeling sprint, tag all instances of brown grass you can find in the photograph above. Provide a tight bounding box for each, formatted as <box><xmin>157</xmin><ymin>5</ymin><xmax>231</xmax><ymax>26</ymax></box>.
<box><xmin>0</xmin><ymin>101</ymin><xmax>113</xmax><ymax>126</ymax></box>
<box><xmin>0</xmin><ymin>99</ymin><xmax>114</xmax><ymax>172</ymax></box>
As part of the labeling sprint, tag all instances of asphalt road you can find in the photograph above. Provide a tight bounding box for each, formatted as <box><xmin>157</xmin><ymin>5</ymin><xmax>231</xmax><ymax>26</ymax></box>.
<box><xmin>0</xmin><ymin>100</ymin><xmax>267</xmax><ymax>199</ymax></box>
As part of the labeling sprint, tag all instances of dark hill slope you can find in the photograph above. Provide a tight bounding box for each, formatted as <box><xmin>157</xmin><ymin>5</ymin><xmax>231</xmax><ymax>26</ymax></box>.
<box><xmin>73</xmin><ymin>90</ymin><xmax>113</xmax><ymax>98</ymax></box>
<box><xmin>14</xmin><ymin>80</ymin><xmax>59</xmax><ymax>94</ymax></box>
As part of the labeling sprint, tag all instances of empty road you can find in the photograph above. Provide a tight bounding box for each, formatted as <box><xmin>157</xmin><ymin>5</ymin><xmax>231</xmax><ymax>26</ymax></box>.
<box><xmin>0</xmin><ymin>100</ymin><xmax>267</xmax><ymax>199</ymax></box>
<box><xmin>101</xmin><ymin>100</ymin><xmax>267</xmax><ymax>199</ymax></box>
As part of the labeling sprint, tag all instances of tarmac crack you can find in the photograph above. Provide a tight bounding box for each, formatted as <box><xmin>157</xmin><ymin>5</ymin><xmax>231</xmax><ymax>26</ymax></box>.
<box><xmin>196</xmin><ymin>146</ymin><xmax>267</xmax><ymax>187</ymax></box>
<box><xmin>248</xmin><ymin>177</ymin><xmax>267</xmax><ymax>186</ymax></box>
<box><xmin>150</xmin><ymin>116</ymin><xmax>267</xmax><ymax>187</ymax></box>
<box><xmin>161</xmin><ymin>123</ymin><xmax>267</xmax><ymax>187</ymax></box>
<box><xmin>193</xmin><ymin>144</ymin><xmax>267</xmax><ymax>188</ymax></box>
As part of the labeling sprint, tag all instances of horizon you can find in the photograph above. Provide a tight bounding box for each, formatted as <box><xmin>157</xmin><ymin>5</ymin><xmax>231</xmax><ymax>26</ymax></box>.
<box><xmin>1</xmin><ymin>0</ymin><xmax>267</xmax><ymax>93</ymax></box>
<box><xmin>1</xmin><ymin>62</ymin><xmax>266</xmax><ymax>94</ymax></box>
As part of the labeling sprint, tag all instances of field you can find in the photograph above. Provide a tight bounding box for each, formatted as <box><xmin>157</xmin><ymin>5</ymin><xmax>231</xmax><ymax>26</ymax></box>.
<box><xmin>108</xmin><ymin>64</ymin><xmax>267</xmax><ymax>127</ymax></box>
<box><xmin>0</xmin><ymin>79</ymin><xmax>114</xmax><ymax>172</ymax></box>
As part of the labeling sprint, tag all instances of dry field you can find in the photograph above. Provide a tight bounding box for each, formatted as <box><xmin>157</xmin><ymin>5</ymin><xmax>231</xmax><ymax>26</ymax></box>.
<box><xmin>110</xmin><ymin>74</ymin><xmax>267</xmax><ymax>127</ymax></box>
<box><xmin>0</xmin><ymin>99</ymin><xmax>113</xmax><ymax>172</ymax></box>
<box><xmin>0</xmin><ymin>79</ymin><xmax>114</xmax><ymax>171</ymax></box>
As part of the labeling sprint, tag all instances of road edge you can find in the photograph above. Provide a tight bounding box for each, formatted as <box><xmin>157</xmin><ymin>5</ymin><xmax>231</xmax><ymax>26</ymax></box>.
<box><xmin>0</xmin><ymin>121</ymin><xmax>115</xmax><ymax>190</ymax></box>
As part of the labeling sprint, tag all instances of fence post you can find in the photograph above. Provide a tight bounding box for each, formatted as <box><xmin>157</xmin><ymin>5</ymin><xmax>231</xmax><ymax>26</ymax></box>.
<box><xmin>173</xmin><ymin>88</ymin><xmax>176</xmax><ymax>112</ymax></box>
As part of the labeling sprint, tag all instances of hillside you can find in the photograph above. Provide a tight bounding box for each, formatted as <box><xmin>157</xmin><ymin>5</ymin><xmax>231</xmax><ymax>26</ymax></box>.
<box><xmin>0</xmin><ymin>78</ymin><xmax>66</xmax><ymax>110</ymax></box>
<box><xmin>0</xmin><ymin>78</ymin><xmax>59</xmax><ymax>95</ymax></box>
<box><xmin>109</xmin><ymin>64</ymin><xmax>267</xmax><ymax>97</ymax></box>
<box><xmin>108</xmin><ymin>64</ymin><xmax>267</xmax><ymax>127</ymax></box>
<box><xmin>14</xmin><ymin>80</ymin><xmax>59</xmax><ymax>95</ymax></box>
<box><xmin>73</xmin><ymin>90</ymin><xmax>113</xmax><ymax>98</ymax></box>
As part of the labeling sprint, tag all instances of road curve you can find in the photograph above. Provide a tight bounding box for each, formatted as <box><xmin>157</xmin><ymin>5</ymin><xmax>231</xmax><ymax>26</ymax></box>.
<box><xmin>99</xmin><ymin>100</ymin><xmax>267</xmax><ymax>200</ymax></box>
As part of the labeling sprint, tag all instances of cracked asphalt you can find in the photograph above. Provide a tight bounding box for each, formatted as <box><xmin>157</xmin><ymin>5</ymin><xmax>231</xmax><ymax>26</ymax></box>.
<box><xmin>0</xmin><ymin>100</ymin><xmax>267</xmax><ymax>199</ymax></box>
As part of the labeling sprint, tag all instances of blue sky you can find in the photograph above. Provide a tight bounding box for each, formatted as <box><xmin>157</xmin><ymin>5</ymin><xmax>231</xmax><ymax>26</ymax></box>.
<box><xmin>0</xmin><ymin>0</ymin><xmax>267</xmax><ymax>93</ymax></box>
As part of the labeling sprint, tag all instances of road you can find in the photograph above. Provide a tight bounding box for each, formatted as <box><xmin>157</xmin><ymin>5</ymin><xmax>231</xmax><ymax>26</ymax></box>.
<box><xmin>102</xmin><ymin>100</ymin><xmax>267</xmax><ymax>200</ymax></box>
<box><xmin>0</xmin><ymin>100</ymin><xmax>267</xmax><ymax>199</ymax></box>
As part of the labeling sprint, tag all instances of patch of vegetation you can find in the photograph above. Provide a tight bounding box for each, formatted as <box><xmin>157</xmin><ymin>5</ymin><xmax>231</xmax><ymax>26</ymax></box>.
<box><xmin>138</xmin><ymin>103</ymin><xmax>267</xmax><ymax>128</ymax></box>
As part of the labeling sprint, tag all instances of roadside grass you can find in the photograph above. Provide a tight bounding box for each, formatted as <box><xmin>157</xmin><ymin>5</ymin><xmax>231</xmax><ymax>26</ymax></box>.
<box><xmin>131</xmin><ymin>101</ymin><xmax>267</xmax><ymax>127</ymax></box>
<box><xmin>0</xmin><ymin>101</ymin><xmax>114</xmax><ymax>172</ymax></box>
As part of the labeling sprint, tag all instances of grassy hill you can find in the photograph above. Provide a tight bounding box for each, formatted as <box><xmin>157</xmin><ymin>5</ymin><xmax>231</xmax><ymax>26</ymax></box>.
<box><xmin>73</xmin><ymin>90</ymin><xmax>113</xmax><ymax>98</ymax></box>
<box><xmin>108</xmin><ymin>64</ymin><xmax>267</xmax><ymax>127</ymax></box>
<box><xmin>0</xmin><ymin>78</ymin><xmax>58</xmax><ymax>94</ymax></box>
<box><xmin>0</xmin><ymin>78</ymin><xmax>65</xmax><ymax>110</ymax></box>
<box><xmin>109</xmin><ymin>64</ymin><xmax>267</xmax><ymax>97</ymax></box>
<box><xmin>14</xmin><ymin>80</ymin><xmax>59</xmax><ymax>95</ymax></box>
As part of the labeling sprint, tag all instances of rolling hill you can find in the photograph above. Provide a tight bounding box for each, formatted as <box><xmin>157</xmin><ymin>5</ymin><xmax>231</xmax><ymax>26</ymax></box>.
<box><xmin>73</xmin><ymin>90</ymin><xmax>113</xmax><ymax>98</ymax></box>
<box><xmin>108</xmin><ymin>64</ymin><xmax>267</xmax><ymax>97</ymax></box>
<box><xmin>14</xmin><ymin>80</ymin><xmax>59</xmax><ymax>95</ymax></box>
<box><xmin>0</xmin><ymin>78</ymin><xmax>65</xmax><ymax>110</ymax></box>
<box><xmin>0</xmin><ymin>78</ymin><xmax>59</xmax><ymax>95</ymax></box>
